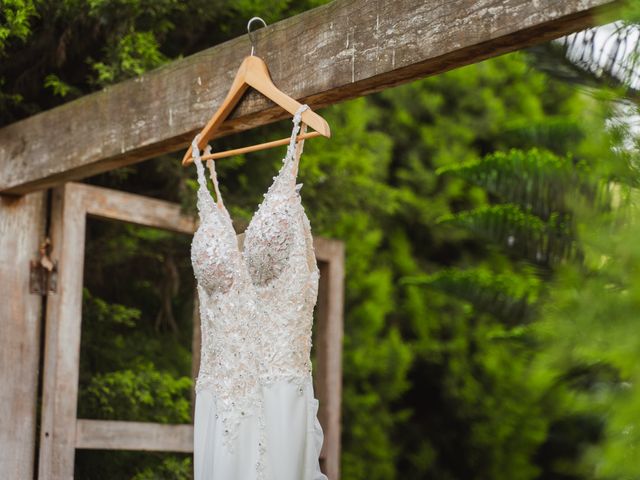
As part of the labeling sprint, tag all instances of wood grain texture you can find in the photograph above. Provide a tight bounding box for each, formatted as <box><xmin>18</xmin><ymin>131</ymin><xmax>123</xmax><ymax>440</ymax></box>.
<box><xmin>0</xmin><ymin>0</ymin><xmax>617</xmax><ymax>194</ymax></box>
<box><xmin>69</xmin><ymin>182</ymin><xmax>197</xmax><ymax>234</ymax></box>
<box><xmin>0</xmin><ymin>192</ymin><xmax>47</xmax><ymax>480</ymax></box>
<box><xmin>313</xmin><ymin>236</ymin><xmax>345</xmax><ymax>480</ymax></box>
<box><xmin>75</xmin><ymin>420</ymin><xmax>194</xmax><ymax>452</ymax></box>
<box><xmin>38</xmin><ymin>184</ymin><xmax>87</xmax><ymax>479</ymax></box>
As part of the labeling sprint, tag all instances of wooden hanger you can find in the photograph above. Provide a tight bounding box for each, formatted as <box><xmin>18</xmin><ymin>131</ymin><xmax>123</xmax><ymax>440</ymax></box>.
<box><xmin>182</xmin><ymin>17</ymin><xmax>330</xmax><ymax>166</ymax></box>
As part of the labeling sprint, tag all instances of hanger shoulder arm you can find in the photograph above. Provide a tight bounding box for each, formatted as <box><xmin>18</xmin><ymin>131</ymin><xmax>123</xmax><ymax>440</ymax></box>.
<box><xmin>245</xmin><ymin>57</ymin><xmax>330</xmax><ymax>138</ymax></box>
<box><xmin>181</xmin><ymin>71</ymin><xmax>250</xmax><ymax>165</ymax></box>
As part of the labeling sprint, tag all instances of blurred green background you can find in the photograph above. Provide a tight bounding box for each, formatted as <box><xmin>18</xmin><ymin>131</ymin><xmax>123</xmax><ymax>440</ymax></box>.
<box><xmin>3</xmin><ymin>1</ymin><xmax>640</xmax><ymax>478</ymax></box>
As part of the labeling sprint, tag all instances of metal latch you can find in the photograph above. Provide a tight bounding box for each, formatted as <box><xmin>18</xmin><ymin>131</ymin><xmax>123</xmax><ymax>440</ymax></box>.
<box><xmin>30</xmin><ymin>237</ymin><xmax>58</xmax><ymax>295</ymax></box>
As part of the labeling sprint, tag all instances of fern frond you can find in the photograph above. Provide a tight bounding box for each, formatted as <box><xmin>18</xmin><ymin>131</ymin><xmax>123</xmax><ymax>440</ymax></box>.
<box><xmin>438</xmin><ymin>204</ymin><xmax>578</xmax><ymax>266</ymax></box>
<box><xmin>401</xmin><ymin>268</ymin><xmax>540</xmax><ymax>325</ymax></box>
<box><xmin>437</xmin><ymin>149</ymin><xmax>610</xmax><ymax>220</ymax></box>
<box><xmin>502</xmin><ymin>117</ymin><xmax>586</xmax><ymax>155</ymax></box>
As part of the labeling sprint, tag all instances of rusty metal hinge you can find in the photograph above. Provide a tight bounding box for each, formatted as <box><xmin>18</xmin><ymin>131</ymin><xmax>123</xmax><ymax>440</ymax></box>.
<box><xmin>30</xmin><ymin>237</ymin><xmax>58</xmax><ymax>295</ymax></box>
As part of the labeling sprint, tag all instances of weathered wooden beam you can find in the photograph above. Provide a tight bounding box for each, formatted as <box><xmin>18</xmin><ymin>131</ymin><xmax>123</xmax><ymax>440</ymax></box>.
<box><xmin>0</xmin><ymin>0</ymin><xmax>618</xmax><ymax>195</ymax></box>
<box><xmin>76</xmin><ymin>419</ymin><xmax>194</xmax><ymax>452</ymax></box>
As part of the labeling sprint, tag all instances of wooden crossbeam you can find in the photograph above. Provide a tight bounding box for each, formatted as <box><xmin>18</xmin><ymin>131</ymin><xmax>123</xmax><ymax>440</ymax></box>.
<box><xmin>75</xmin><ymin>419</ymin><xmax>194</xmax><ymax>452</ymax></box>
<box><xmin>0</xmin><ymin>0</ymin><xmax>617</xmax><ymax>195</ymax></box>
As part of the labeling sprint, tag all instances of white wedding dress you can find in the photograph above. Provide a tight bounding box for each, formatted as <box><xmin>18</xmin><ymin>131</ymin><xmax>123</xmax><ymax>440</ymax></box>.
<box><xmin>190</xmin><ymin>105</ymin><xmax>328</xmax><ymax>480</ymax></box>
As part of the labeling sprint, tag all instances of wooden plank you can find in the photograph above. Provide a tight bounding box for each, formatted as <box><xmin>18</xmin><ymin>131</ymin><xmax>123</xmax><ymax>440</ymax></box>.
<box><xmin>0</xmin><ymin>192</ymin><xmax>47</xmax><ymax>480</ymax></box>
<box><xmin>68</xmin><ymin>183</ymin><xmax>197</xmax><ymax>234</ymax></box>
<box><xmin>0</xmin><ymin>0</ymin><xmax>617</xmax><ymax>195</ymax></box>
<box><xmin>75</xmin><ymin>420</ymin><xmax>194</xmax><ymax>453</ymax></box>
<box><xmin>38</xmin><ymin>185</ymin><xmax>87</xmax><ymax>479</ymax></box>
<box><xmin>313</xmin><ymin>236</ymin><xmax>345</xmax><ymax>480</ymax></box>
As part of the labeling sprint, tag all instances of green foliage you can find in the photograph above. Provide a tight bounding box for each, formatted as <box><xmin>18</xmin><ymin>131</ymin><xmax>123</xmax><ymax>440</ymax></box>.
<box><xmin>299</xmin><ymin>99</ymin><xmax>413</xmax><ymax>479</ymax></box>
<box><xmin>502</xmin><ymin>7</ymin><xmax>640</xmax><ymax>477</ymax></box>
<box><xmin>533</xmin><ymin>163</ymin><xmax>640</xmax><ymax>478</ymax></box>
<box><xmin>131</xmin><ymin>457</ymin><xmax>193</xmax><ymax>480</ymax></box>
<box><xmin>0</xmin><ymin>0</ymin><xmax>36</xmax><ymax>53</ymax></box>
<box><xmin>76</xmin><ymin>451</ymin><xmax>193</xmax><ymax>480</ymax></box>
<box><xmin>44</xmin><ymin>73</ymin><xmax>80</xmax><ymax>97</ymax></box>
<box><xmin>407</xmin><ymin>32</ymin><xmax>640</xmax><ymax>478</ymax></box>
<box><xmin>90</xmin><ymin>30</ymin><xmax>168</xmax><ymax>85</ymax></box>
<box><xmin>436</xmin><ymin>148</ymin><xmax>620</xmax><ymax>271</ymax></box>
<box><xmin>619</xmin><ymin>3</ymin><xmax>640</xmax><ymax>23</ymax></box>
<box><xmin>79</xmin><ymin>361</ymin><xmax>192</xmax><ymax>423</ymax></box>
<box><xmin>388</xmin><ymin>52</ymin><xmax>626</xmax><ymax>478</ymax></box>
<box><xmin>82</xmin><ymin>287</ymin><xmax>141</xmax><ymax>327</ymax></box>
<box><xmin>82</xmin><ymin>0</ymin><xmax>180</xmax><ymax>86</ymax></box>
<box><xmin>438</xmin><ymin>204</ymin><xmax>577</xmax><ymax>268</ymax></box>
<box><xmin>437</xmin><ymin>148</ymin><xmax>608</xmax><ymax>220</ymax></box>
<box><xmin>502</xmin><ymin>117</ymin><xmax>587</xmax><ymax>156</ymax></box>
<box><xmin>76</xmin><ymin>221</ymin><xmax>196</xmax><ymax>478</ymax></box>
<box><xmin>358</xmin><ymin>51</ymin><xmax>598</xmax><ymax>479</ymax></box>
<box><xmin>402</xmin><ymin>267</ymin><xmax>540</xmax><ymax>325</ymax></box>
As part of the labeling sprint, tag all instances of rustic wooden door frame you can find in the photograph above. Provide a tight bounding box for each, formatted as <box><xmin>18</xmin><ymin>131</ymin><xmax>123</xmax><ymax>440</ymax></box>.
<box><xmin>39</xmin><ymin>182</ymin><xmax>344</xmax><ymax>479</ymax></box>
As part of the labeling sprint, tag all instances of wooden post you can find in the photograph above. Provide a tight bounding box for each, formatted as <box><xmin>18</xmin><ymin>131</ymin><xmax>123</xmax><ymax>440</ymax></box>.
<box><xmin>38</xmin><ymin>185</ymin><xmax>87</xmax><ymax>479</ymax></box>
<box><xmin>0</xmin><ymin>192</ymin><xmax>47</xmax><ymax>480</ymax></box>
<box><xmin>313</xmin><ymin>237</ymin><xmax>345</xmax><ymax>480</ymax></box>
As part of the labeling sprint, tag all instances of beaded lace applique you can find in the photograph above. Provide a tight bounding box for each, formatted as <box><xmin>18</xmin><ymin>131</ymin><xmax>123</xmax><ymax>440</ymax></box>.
<box><xmin>190</xmin><ymin>105</ymin><xmax>320</xmax><ymax>470</ymax></box>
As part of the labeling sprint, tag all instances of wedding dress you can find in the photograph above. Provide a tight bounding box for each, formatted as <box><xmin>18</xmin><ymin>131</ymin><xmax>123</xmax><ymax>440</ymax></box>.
<box><xmin>190</xmin><ymin>105</ymin><xmax>328</xmax><ymax>480</ymax></box>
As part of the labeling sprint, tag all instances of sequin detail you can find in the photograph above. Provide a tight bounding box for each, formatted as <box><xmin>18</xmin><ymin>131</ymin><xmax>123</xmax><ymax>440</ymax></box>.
<box><xmin>191</xmin><ymin>105</ymin><xmax>321</xmax><ymax>466</ymax></box>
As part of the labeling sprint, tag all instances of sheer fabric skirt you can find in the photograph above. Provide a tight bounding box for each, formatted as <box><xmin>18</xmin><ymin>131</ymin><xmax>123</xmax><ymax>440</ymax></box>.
<box><xmin>193</xmin><ymin>378</ymin><xmax>328</xmax><ymax>480</ymax></box>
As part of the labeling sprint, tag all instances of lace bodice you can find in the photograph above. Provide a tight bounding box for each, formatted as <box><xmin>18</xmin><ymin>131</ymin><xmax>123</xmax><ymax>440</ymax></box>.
<box><xmin>190</xmin><ymin>105</ymin><xmax>320</xmax><ymax>456</ymax></box>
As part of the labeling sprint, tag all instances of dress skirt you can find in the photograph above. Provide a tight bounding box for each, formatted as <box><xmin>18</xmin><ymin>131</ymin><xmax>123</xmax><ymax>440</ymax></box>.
<box><xmin>193</xmin><ymin>378</ymin><xmax>328</xmax><ymax>480</ymax></box>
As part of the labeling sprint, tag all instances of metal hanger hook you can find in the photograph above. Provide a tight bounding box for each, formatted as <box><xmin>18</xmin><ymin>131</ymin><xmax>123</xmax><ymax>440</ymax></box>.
<box><xmin>247</xmin><ymin>17</ymin><xmax>267</xmax><ymax>56</ymax></box>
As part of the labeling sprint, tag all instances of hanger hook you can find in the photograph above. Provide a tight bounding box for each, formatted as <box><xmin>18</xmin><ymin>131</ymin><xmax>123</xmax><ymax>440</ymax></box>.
<box><xmin>247</xmin><ymin>17</ymin><xmax>267</xmax><ymax>56</ymax></box>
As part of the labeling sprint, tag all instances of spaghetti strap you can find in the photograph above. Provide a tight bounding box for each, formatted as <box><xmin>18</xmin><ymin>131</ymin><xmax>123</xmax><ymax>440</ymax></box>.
<box><xmin>192</xmin><ymin>104</ymin><xmax>308</xmax><ymax>221</ymax></box>
<box><xmin>191</xmin><ymin>134</ymin><xmax>208</xmax><ymax>190</ymax></box>
<box><xmin>292</xmin><ymin>121</ymin><xmax>307</xmax><ymax>180</ymax></box>
<box><xmin>191</xmin><ymin>135</ymin><xmax>225</xmax><ymax>216</ymax></box>
<box><xmin>205</xmin><ymin>158</ymin><xmax>226</xmax><ymax>211</ymax></box>
<box><xmin>283</xmin><ymin>104</ymin><xmax>309</xmax><ymax>189</ymax></box>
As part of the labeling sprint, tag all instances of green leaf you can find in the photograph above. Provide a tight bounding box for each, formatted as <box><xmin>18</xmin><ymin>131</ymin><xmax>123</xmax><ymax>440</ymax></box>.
<box><xmin>401</xmin><ymin>268</ymin><xmax>541</xmax><ymax>325</ymax></box>
<box><xmin>438</xmin><ymin>204</ymin><xmax>578</xmax><ymax>267</ymax></box>
<box><xmin>437</xmin><ymin>148</ymin><xmax>610</xmax><ymax>220</ymax></box>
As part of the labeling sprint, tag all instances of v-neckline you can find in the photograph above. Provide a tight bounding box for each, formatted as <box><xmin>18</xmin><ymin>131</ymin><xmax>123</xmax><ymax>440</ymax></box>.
<box><xmin>211</xmin><ymin>150</ymin><xmax>293</xmax><ymax>241</ymax></box>
<box><xmin>192</xmin><ymin>104</ymin><xmax>309</xmax><ymax>259</ymax></box>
